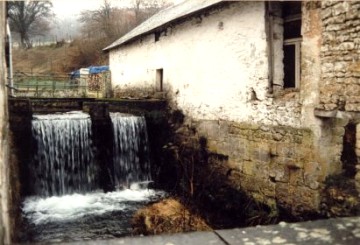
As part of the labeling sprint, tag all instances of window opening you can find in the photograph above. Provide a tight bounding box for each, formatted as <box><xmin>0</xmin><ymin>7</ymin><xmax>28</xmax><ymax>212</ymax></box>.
<box><xmin>156</xmin><ymin>69</ymin><xmax>163</xmax><ymax>92</ymax></box>
<box><xmin>283</xmin><ymin>1</ymin><xmax>302</xmax><ymax>88</ymax></box>
<box><xmin>155</xmin><ymin>31</ymin><xmax>160</xmax><ymax>42</ymax></box>
<box><xmin>341</xmin><ymin>123</ymin><xmax>357</xmax><ymax>177</ymax></box>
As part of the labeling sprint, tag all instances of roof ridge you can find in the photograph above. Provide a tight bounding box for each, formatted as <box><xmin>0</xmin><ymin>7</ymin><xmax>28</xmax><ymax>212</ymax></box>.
<box><xmin>103</xmin><ymin>0</ymin><xmax>225</xmax><ymax>51</ymax></box>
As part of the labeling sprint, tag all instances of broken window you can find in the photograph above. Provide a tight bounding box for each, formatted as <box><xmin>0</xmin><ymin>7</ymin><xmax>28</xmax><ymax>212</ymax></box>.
<box><xmin>283</xmin><ymin>1</ymin><xmax>302</xmax><ymax>89</ymax></box>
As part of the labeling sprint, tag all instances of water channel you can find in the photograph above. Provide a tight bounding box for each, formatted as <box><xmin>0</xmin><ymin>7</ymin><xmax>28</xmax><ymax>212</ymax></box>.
<box><xmin>20</xmin><ymin>111</ymin><xmax>165</xmax><ymax>243</ymax></box>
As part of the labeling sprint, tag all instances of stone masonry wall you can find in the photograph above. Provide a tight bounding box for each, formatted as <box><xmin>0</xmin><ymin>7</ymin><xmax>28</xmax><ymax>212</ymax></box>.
<box><xmin>319</xmin><ymin>1</ymin><xmax>360</xmax><ymax>112</ymax></box>
<box><xmin>182</xmin><ymin>119</ymin><xmax>325</xmax><ymax>216</ymax></box>
<box><xmin>0</xmin><ymin>2</ymin><xmax>10</xmax><ymax>243</ymax></box>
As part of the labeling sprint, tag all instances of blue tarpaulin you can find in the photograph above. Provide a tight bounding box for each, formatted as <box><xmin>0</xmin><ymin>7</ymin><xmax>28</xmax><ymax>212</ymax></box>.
<box><xmin>88</xmin><ymin>66</ymin><xmax>109</xmax><ymax>74</ymax></box>
<box><xmin>70</xmin><ymin>66</ymin><xmax>109</xmax><ymax>79</ymax></box>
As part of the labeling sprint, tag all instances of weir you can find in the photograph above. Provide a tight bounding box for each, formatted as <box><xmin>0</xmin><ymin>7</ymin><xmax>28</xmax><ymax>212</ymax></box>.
<box><xmin>17</xmin><ymin>110</ymin><xmax>166</xmax><ymax>242</ymax></box>
<box><xmin>7</xmin><ymin>98</ymin><xmax>168</xmax><ymax>242</ymax></box>
<box><xmin>110</xmin><ymin>113</ymin><xmax>151</xmax><ymax>188</ymax></box>
<box><xmin>30</xmin><ymin>111</ymin><xmax>154</xmax><ymax>196</ymax></box>
<box><xmin>31</xmin><ymin>111</ymin><xmax>97</xmax><ymax>196</ymax></box>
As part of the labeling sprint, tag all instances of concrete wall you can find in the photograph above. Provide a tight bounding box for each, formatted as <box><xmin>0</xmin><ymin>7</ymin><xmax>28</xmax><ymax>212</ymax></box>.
<box><xmin>0</xmin><ymin>2</ymin><xmax>10</xmax><ymax>243</ymax></box>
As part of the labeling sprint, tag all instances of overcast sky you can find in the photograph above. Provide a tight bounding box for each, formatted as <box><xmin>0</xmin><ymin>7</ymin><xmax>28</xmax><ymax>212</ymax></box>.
<box><xmin>52</xmin><ymin>0</ymin><xmax>185</xmax><ymax>19</ymax></box>
<box><xmin>48</xmin><ymin>0</ymin><xmax>185</xmax><ymax>40</ymax></box>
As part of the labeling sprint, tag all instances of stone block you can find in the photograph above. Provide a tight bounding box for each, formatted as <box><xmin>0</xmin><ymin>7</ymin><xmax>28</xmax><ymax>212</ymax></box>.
<box><xmin>329</xmin><ymin>13</ymin><xmax>346</xmax><ymax>24</ymax></box>
<box><xmin>259</xmin><ymin>180</ymin><xmax>276</xmax><ymax>198</ymax></box>
<box><xmin>304</xmin><ymin>161</ymin><xmax>321</xmax><ymax>189</ymax></box>
<box><xmin>216</xmin><ymin>140</ymin><xmax>231</xmax><ymax>156</ymax></box>
<box><xmin>321</xmin><ymin>62</ymin><xmax>334</xmax><ymax>74</ymax></box>
<box><xmin>355</xmin><ymin>148</ymin><xmax>360</xmax><ymax>158</ymax></box>
<box><xmin>325</xmin><ymin>23</ymin><xmax>342</xmax><ymax>31</ymax></box>
<box><xmin>269</xmin><ymin>164</ymin><xmax>289</xmax><ymax>183</ymax></box>
<box><xmin>339</xmin><ymin>42</ymin><xmax>355</xmax><ymax>51</ymax></box>
<box><xmin>252</xmin><ymin>143</ymin><xmax>270</xmax><ymax>162</ymax></box>
<box><xmin>324</xmin><ymin>103</ymin><xmax>338</xmax><ymax>111</ymax></box>
<box><xmin>242</xmin><ymin>161</ymin><xmax>255</xmax><ymax>176</ymax></box>
<box><xmin>345</xmin><ymin>7</ymin><xmax>360</xmax><ymax>20</ymax></box>
<box><xmin>322</xmin><ymin>1</ymin><xmax>338</xmax><ymax>8</ymax></box>
<box><xmin>207</xmin><ymin>139</ymin><xmax>220</xmax><ymax>153</ymax></box>
<box><xmin>239</xmin><ymin>174</ymin><xmax>259</xmax><ymax>192</ymax></box>
<box><xmin>293</xmin><ymin>187</ymin><xmax>321</xmax><ymax>214</ymax></box>
<box><xmin>333</xmin><ymin>61</ymin><xmax>347</xmax><ymax>72</ymax></box>
<box><xmin>322</xmin><ymin>7</ymin><xmax>332</xmax><ymax>20</ymax></box>
<box><xmin>272</xmin><ymin>132</ymin><xmax>283</xmax><ymax>141</ymax></box>
<box><xmin>333</xmin><ymin>2</ymin><xmax>349</xmax><ymax>16</ymax></box>
<box><xmin>345</xmin><ymin>103</ymin><xmax>360</xmax><ymax>112</ymax></box>
<box><xmin>276</xmin><ymin>184</ymin><xmax>320</xmax><ymax>215</ymax></box>
<box><xmin>227</xmin><ymin>159</ymin><xmax>242</xmax><ymax>170</ymax></box>
<box><xmin>280</xmin><ymin>145</ymin><xmax>297</xmax><ymax>158</ymax></box>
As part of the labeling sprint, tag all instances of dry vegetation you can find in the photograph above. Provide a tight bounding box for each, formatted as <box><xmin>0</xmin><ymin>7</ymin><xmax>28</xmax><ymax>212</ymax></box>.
<box><xmin>12</xmin><ymin>0</ymin><xmax>169</xmax><ymax>75</ymax></box>
<box><xmin>12</xmin><ymin>40</ymin><xmax>109</xmax><ymax>75</ymax></box>
<box><xmin>132</xmin><ymin>198</ymin><xmax>212</xmax><ymax>235</ymax></box>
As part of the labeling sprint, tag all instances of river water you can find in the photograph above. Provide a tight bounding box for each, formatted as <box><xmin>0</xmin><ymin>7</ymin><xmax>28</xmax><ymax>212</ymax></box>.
<box><xmin>20</xmin><ymin>111</ymin><xmax>163</xmax><ymax>242</ymax></box>
<box><xmin>21</xmin><ymin>185</ymin><xmax>166</xmax><ymax>243</ymax></box>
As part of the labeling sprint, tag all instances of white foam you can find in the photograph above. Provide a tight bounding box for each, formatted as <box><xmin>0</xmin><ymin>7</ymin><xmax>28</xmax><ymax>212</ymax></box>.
<box><xmin>23</xmin><ymin>188</ymin><xmax>165</xmax><ymax>225</ymax></box>
<box><xmin>33</xmin><ymin>111</ymin><xmax>90</xmax><ymax>120</ymax></box>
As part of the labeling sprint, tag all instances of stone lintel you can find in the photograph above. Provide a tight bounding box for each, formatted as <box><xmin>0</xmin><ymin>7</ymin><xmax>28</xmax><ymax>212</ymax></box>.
<box><xmin>314</xmin><ymin>109</ymin><xmax>337</xmax><ymax>118</ymax></box>
<box><xmin>314</xmin><ymin>109</ymin><xmax>360</xmax><ymax>121</ymax></box>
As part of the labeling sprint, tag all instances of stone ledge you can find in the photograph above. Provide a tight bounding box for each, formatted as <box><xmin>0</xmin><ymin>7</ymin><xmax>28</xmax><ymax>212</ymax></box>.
<box><xmin>315</xmin><ymin>109</ymin><xmax>360</xmax><ymax>121</ymax></box>
<box><xmin>314</xmin><ymin>109</ymin><xmax>337</xmax><ymax>118</ymax></box>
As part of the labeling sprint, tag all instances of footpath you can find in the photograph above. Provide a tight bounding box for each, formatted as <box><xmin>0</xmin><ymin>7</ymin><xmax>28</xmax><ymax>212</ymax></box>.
<box><xmin>61</xmin><ymin>216</ymin><xmax>360</xmax><ymax>245</ymax></box>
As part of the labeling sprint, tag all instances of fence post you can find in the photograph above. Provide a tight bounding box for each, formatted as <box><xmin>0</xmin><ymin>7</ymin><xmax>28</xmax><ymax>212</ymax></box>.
<box><xmin>52</xmin><ymin>80</ymin><xmax>55</xmax><ymax>97</ymax></box>
<box><xmin>35</xmin><ymin>79</ymin><xmax>38</xmax><ymax>97</ymax></box>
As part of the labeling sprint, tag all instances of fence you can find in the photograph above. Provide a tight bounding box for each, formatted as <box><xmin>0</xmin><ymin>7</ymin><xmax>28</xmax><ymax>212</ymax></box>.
<box><xmin>12</xmin><ymin>71</ymin><xmax>111</xmax><ymax>98</ymax></box>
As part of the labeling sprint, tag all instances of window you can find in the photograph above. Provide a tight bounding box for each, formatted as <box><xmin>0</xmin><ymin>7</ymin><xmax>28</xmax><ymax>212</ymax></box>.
<box><xmin>283</xmin><ymin>1</ymin><xmax>302</xmax><ymax>88</ymax></box>
<box><xmin>156</xmin><ymin>69</ymin><xmax>163</xmax><ymax>92</ymax></box>
<box><xmin>155</xmin><ymin>31</ymin><xmax>160</xmax><ymax>42</ymax></box>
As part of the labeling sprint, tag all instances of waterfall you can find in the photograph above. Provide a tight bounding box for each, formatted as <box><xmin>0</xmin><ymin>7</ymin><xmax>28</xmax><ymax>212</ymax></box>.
<box><xmin>22</xmin><ymin>111</ymin><xmax>162</xmax><ymax>242</ymax></box>
<box><xmin>31</xmin><ymin>111</ymin><xmax>97</xmax><ymax>196</ymax></box>
<box><xmin>110</xmin><ymin>113</ymin><xmax>151</xmax><ymax>188</ymax></box>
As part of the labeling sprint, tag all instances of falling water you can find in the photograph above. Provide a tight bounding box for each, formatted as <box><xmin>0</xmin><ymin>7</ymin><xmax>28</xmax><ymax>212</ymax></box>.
<box><xmin>110</xmin><ymin>113</ymin><xmax>151</xmax><ymax>188</ymax></box>
<box><xmin>31</xmin><ymin>111</ymin><xmax>97</xmax><ymax>196</ymax></box>
<box><xmin>21</xmin><ymin>111</ymin><xmax>163</xmax><ymax>243</ymax></box>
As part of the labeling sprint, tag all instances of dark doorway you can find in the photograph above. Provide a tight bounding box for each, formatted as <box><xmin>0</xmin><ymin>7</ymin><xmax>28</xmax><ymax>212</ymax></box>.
<box><xmin>341</xmin><ymin>123</ymin><xmax>357</xmax><ymax>177</ymax></box>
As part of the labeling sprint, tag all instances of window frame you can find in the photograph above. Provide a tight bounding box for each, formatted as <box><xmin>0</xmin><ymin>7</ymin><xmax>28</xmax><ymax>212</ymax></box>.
<box><xmin>283</xmin><ymin>10</ymin><xmax>302</xmax><ymax>89</ymax></box>
<box><xmin>283</xmin><ymin>37</ymin><xmax>302</xmax><ymax>89</ymax></box>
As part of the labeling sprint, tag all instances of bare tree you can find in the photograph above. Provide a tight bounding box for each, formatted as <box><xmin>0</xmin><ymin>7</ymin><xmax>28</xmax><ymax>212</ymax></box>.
<box><xmin>79</xmin><ymin>0</ymin><xmax>133</xmax><ymax>42</ymax></box>
<box><xmin>132</xmin><ymin>0</ymin><xmax>168</xmax><ymax>25</ymax></box>
<box><xmin>7</xmin><ymin>1</ymin><xmax>53</xmax><ymax>48</ymax></box>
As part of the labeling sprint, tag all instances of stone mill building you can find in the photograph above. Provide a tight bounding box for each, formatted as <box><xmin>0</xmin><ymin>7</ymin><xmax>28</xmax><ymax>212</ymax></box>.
<box><xmin>104</xmin><ymin>0</ymin><xmax>360</xmax><ymax>216</ymax></box>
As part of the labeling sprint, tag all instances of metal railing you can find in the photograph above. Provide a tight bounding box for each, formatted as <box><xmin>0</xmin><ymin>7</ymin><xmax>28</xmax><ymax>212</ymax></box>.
<box><xmin>12</xmin><ymin>71</ymin><xmax>111</xmax><ymax>98</ymax></box>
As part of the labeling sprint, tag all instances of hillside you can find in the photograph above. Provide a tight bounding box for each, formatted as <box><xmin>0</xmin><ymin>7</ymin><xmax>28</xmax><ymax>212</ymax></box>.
<box><xmin>12</xmin><ymin>41</ymin><xmax>109</xmax><ymax>75</ymax></box>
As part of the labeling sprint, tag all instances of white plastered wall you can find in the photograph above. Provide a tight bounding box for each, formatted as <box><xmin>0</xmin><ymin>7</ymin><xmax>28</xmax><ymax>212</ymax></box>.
<box><xmin>110</xmin><ymin>1</ymin><xmax>302</xmax><ymax>127</ymax></box>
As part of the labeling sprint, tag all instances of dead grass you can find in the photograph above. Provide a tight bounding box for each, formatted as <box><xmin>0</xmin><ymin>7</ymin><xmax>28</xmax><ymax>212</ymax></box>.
<box><xmin>132</xmin><ymin>198</ymin><xmax>212</xmax><ymax>235</ymax></box>
<box><xmin>12</xmin><ymin>39</ymin><xmax>109</xmax><ymax>75</ymax></box>
<box><xmin>13</xmin><ymin>44</ymin><xmax>75</xmax><ymax>74</ymax></box>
